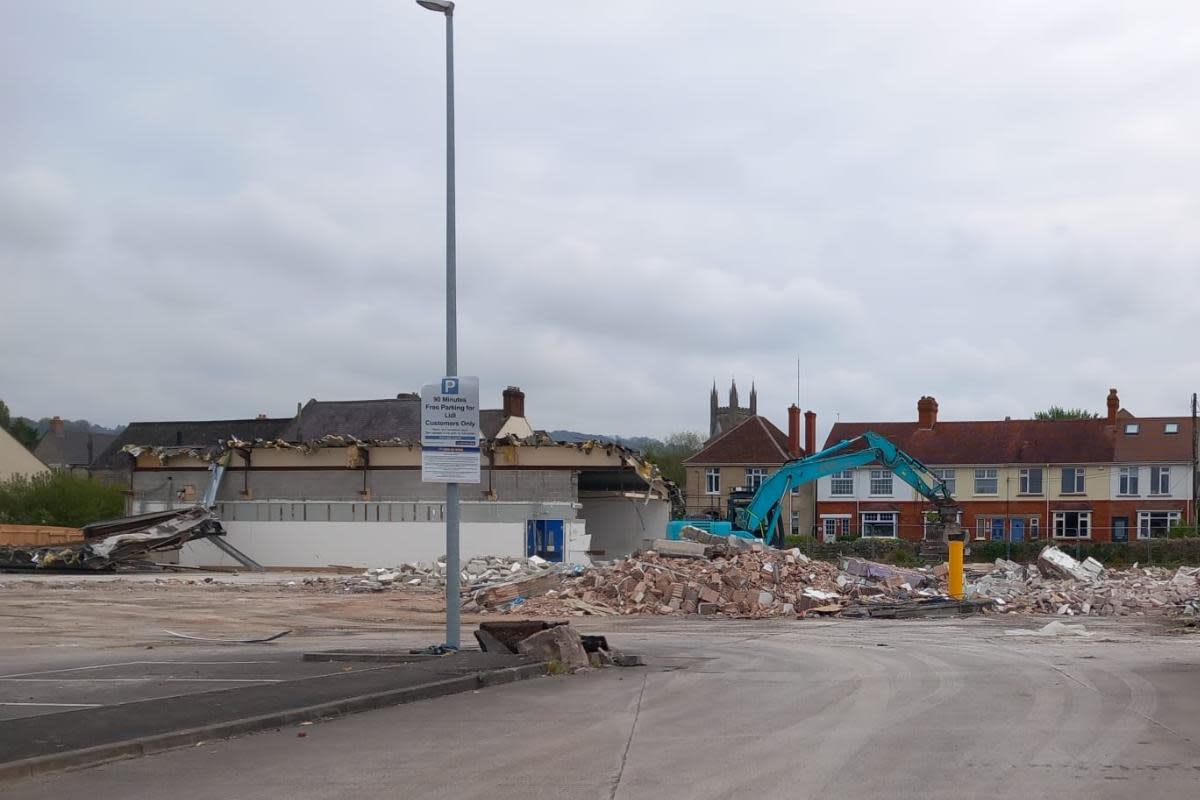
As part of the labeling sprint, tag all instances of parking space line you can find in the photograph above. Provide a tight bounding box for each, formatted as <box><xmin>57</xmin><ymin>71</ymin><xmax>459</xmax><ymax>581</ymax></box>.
<box><xmin>0</xmin><ymin>678</ymin><xmax>284</xmax><ymax>683</ymax></box>
<box><xmin>0</xmin><ymin>702</ymin><xmax>104</xmax><ymax>708</ymax></box>
<box><xmin>0</xmin><ymin>661</ymin><xmax>280</xmax><ymax>679</ymax></box>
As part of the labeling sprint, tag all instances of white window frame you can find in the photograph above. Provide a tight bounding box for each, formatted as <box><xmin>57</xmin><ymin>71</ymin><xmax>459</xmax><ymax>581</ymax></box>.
<box><xmin>1061</xmin><ymin>467</ymin><xmax>1085</xmax><ymax>495</ymax></box>
<box><xmin>1018</xmin><ymin>467</ymin><xmax>1043</xmax><ymax>495</ymax></box>
<box><xmin>790</xmin><ymin>511</ymin><xmax>800</xmax><ymax>536</ymax></box>
<box><xmin>1150</xmin><ymin>466</ymin><xmax>1171</xmax><ymax>495</ymax></box>
<box><xmin>860</xmin><ymin>511</ymin><xmax>898</xmax><ymax>538</ymax></box>
<box><xmin>830</xmin><ymin>470</ymin><xmax>854</xmax><ymax>496</ymax></box>
<box><xmin>974</xmin><ymin>468</ymin><xmax>998</xmax><ymax>495</ymax></box>
<box><xmin>1164</xmin><ymin>422</ymin><xmax>1180</xmax><ymax>434</ymax></box>
<box><xmin>745</xmin><ymin>468</ymin><xmax>767</xmax><ymax>491</ymax></box>
<box><xmin>1028</xmin><ymin>517</ymin><xmax>1040</xmax><ymax>539</ymax></box>
<box><xmin>1053</xmin><ymin>511</ymin><xmax>1091</xmax><ymax>540</ymax></box>
<box><xmin>1137</xmin><ymin>510</ymin><xmax>1181</xmax><ymax>539</ymax></box>
<box><xmin>1118</xmin><ymin>466</ymin><xmax>1140</xmax><ymax>496</ymax></box>
<box><xmin>868</xmin><ymin>469</ymin><xmax>893</xmax><ymax>496</ymax></box>
<box><xmin>705</xmin><ymin>468</ymin><xmax>720</xmax><ymax>496</ymax></box>
<box><xmin>931</xmin><ymin>468</ymin><xmax>956</xmax><ymax>495</ymax></box>
<box><xmin>821</xmin><ymin>515</ymin><xmax>851</xmax><ymax>539</ymax></box>
<box><xmin>1124</xmin><ymin>423</ymin><xmax>1140</xmax><ymax>434</ymax></box>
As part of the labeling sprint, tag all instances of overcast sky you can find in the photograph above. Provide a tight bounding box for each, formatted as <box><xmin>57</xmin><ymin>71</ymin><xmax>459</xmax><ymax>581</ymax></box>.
<box><xmin>3</xmin><ymin>1</ymin><xmax>1200</xmax><ymax>441</ymax></box>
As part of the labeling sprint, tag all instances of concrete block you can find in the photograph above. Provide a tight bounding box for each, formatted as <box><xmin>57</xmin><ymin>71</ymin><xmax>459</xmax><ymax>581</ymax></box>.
<box><xmin>516</xmin><ymin>625</ymin><xmax>589</xmax><ymax>670</ymax></box>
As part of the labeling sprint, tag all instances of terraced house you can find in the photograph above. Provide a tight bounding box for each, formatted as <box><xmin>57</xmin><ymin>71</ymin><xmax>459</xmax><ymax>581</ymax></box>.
<box><xmin>816</xmin><ymin>390</ymin><xmax>1197</xmax><ymax>544</ymax></box>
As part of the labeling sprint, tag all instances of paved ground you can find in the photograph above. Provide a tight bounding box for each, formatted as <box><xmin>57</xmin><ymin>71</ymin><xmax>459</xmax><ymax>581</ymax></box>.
<box><xmin>6</xmin><ymin>614</ymin><xmax>1200</xmax><ymax>799</ymax></box>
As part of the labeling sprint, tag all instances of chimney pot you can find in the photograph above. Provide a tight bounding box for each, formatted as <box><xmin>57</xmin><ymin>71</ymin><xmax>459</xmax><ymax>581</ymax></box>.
<box><xmin>502</xmin><ymin>386</ymin><xmax>525</xmax><ymax>418</ymax></box>
<box><xmin>917</xmin><ymin>396</ymin><xmax>939</xmax><ymax>429</ymax></box>
<box><xmin>804</xmin><ymin>409</ymin><xmax>817</xmax><ymax>457</ymax></box>
<box><xmin>50</xmin><ymin>416</ymin><xmax>65</xmax><ymax>436</ymax></box>
<box><xmin>1106</xmin><ymin>388</ymin><xmax>1119</xmax><ymax>424</ymax></box>
<box><xmin>787</xmin><ymin>405</ymin><xmax>801</xmax><ymax>458</ymax></box>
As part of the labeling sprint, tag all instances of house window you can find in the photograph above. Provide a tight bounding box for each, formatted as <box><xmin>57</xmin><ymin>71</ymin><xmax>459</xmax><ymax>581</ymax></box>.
<box><xmin>745</xmin><ymin>468</ymin><xmax>767</xmax><ymax>490</ymax></box>
<box><xmin>1150</xmin><ymin>466</ymin><xmax>1171</xmax><ymax>495</ymax></box>
<box><xmin>821</xmin><ymin>516</ymin><xmax>850</xmax><ymax>539</ymax></box>
<box><xmin>931</xmin><ymin>468</ymin><xmax>956</xmax><ymax>495</ymax></box>
<box><xmin>1061</xmin><ymin>467</ymin><xmax>1085</xmax><ymax>494</ymax></box>
<box><xmin>974</xmin><ymin>468</ymin><xmax>998</xmax><ymax>495</ymax></box>
<box><xmin>1029</xmin><ymin>517</ymin><xmax>1040</xmax><ymax>539</ymax></box>
<box><xmin>1138</xmin><ymin>510</ymin><xmax>1181</xmax><ymax>539</ymax></box>
<box><xmin>1118</xmin><ymin>466</ymin><xmax>1140</xmax><ymax>496</ymax></box>
<box><xmin>861</xmin><ymin>511</ymin><xmax>898</xmax><ymax>538</ymax></box>
<box><xmin>830</xmin><ymin>470</ymin><xmax>853</xmax><ymax>496</ymax></box>
<box><xmin>1053</xmin><ymin>511</ymin><xmax>1091</xmax><ymax>539</ymax></box>
<box><xmin>1018</xmin><ymin>468</ymin><xmax>1043</xmax><ymax>495</ymax></box>
<box><xmin>976</xmin><ymin>516</ymin><xmax>1006</xmax><ymax>541</ymax></box>
<box><xmin>1164</xmin><ymin>423</ymin><xmax>1179</xmax><ymax>434</ymax></box>
<box><xmin>790</xmin><ymin>512</ymin><xmax>800</xmax><ymax>536</ymax></box>
<box><xmin>869</xmin><ymin>470</ymin><xmax>893</xmax><ymax>496</ymax></box>
<box><xmin>1124</xmin><ymin>423</ymin><xmax>1140</xmax><ymax>434</ymax></box>
<box><xmin>705</xmin><ymin>468</ymin><xmax>720</xmax><ymax>495</ymax></box>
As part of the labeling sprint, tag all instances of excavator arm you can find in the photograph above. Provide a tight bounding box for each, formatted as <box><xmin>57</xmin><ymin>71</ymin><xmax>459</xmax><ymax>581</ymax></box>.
<box><xmin>735</xmin><ymin>431</ymin><xmax>958</xmax><ymax>545</ymax></box>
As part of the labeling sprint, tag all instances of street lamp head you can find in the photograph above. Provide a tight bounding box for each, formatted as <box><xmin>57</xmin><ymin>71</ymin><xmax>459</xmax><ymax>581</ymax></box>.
<box><xmin>416</xmin><ymin>0</ymin><xmax>454</xmax><ymax>13</ymax></box>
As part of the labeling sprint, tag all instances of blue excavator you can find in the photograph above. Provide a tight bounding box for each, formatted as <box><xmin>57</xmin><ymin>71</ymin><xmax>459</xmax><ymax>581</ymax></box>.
<box><xmin>668</xmin><ymin>430</ymin><xmax>961</xmax><ymax>548</ymax></box>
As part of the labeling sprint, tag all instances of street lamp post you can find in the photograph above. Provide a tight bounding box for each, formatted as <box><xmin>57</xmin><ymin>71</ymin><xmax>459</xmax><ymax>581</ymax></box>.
<box><xmin>416</xmin><ymin>0</ymin><xmax>460</xmax><ymax>649</ymax></box>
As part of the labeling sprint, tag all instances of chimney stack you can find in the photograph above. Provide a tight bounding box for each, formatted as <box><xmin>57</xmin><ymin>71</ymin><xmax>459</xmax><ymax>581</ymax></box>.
<box><xmin>1106</xmin><ymin>388</ymin><xmax>1119</xmax><ymax>424</ymax></box>
<box><xmin>804</xmin><ymin>410</ymin><xmax>817</xmax><ymax>457</ymax></box>
<box><xmin>502</xmin><ymin>386</ymin><xmax>525</xmax><ymax>418</ymax></box>
<box><xmin>50</xmin><ymin>416</ymin><xmax>64</xmax><ymax>436</ymax></box>
<box><xmin>787</xmin><ymin>405</ymin><xmax>801</xmax><ymax>458</ymax></box>
<box><xmin>917</xmin><ymin>396</ymin><xmax>938</xmax><ymax>429</ymax></box>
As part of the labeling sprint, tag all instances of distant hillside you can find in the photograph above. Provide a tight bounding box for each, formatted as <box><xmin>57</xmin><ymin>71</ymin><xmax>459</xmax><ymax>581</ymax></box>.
<box><xmin>546</xmin><ymin>430</ymin><xmax>661</xmax><ymax>451</ymax></box>
<box><xmin>24</xmin><ymin>418</ymin><xmax>126</xmax><ymax>436</ymax></box>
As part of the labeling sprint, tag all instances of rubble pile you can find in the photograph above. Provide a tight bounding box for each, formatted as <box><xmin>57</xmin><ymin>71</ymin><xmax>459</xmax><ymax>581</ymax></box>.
<box><xmin>308</xmin><ymin>555</ymin><xmax>560</xmax><ymax>594</ymax></box>
<box><xmin>496</xmin><ymin>544</ymin><xmax>946</xmax><ymax>618</ymax></box>
<box><xmin>969</xmin><ymin>552</ymin><xmax>1200</xmax><ymax>617</ymax></box>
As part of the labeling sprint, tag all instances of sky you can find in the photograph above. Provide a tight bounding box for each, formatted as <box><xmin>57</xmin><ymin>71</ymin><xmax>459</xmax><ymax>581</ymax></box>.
<box><xmin>3</xmin><ymin>1</ymin><xmax>1200</xmax><ymax>443</ymax></box>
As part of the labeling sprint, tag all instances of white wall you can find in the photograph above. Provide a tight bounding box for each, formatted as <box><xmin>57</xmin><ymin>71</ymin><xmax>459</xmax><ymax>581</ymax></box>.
<box><xmin>180</xmin><ymin>519</ymin><xmax>591</xmax><ymax>569</ymax></box>
<box><xmin>1109</xmin><ymin>464</ymin><xmax>1192</xmax><ymax>500</ymax></box>
<box><xmin>579</xmin><ymin>495</ymin><xmax>670</xmax><ymax>558</ymax></box>
<box><xmin>816</xmin><ymin>469</ymin><xmax>916</xmax><ymax>502</ymax></box>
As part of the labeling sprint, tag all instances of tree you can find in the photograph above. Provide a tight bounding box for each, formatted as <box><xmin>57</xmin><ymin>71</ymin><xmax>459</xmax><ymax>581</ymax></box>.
<box><xmin>1034</xmin><ymin>406</ymin><xmax>1099</xmax><ymax>420</ymax></box>
<box><xmin>0</xmin><ymin>471</ymin><xmax>125</xmax><ymax>527</ymax></box>
<box><xmin>640</xmin><ymin>431</ymin><xmax>706</xmax><ymax>490</ymax></box>
<box><xmin>0</xmin><ymin>399</ymin><xmax>40</xmax><ymax>450</ymax></box>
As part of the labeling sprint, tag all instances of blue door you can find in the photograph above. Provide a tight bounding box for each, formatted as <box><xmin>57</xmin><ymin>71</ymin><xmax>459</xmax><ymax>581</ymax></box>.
<box><xmin>525</xmin><ymin>519</ymin><xmax>565</xmax><ymax>562</ymax></box>
<box><xmin>1011</xmin><ymin>518</ymin><xmax>1024</xmax><ymax>543</ymax></box>
<box><xmin>1112</xmin><ymin>517</ymin><xmax>1129</xmax><ymax>543</ymax></box>
<box><xmin>990</xmin><ymin>518</ymin><xmax>1005</xmax><ymax>541</ymax></box>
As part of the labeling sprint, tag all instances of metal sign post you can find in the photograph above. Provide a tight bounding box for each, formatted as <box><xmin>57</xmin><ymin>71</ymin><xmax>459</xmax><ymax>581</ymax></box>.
<box><xmin>421</xmin><ymin>376</ymin><xmax>479</xmax><ymax>649</ymax></box>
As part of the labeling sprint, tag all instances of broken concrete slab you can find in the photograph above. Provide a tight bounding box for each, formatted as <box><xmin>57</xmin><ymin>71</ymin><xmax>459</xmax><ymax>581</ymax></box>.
<box><xmin>516</xmin><ymin>625</ymin><xmax>590</xmax><ymax>671</ymax></box>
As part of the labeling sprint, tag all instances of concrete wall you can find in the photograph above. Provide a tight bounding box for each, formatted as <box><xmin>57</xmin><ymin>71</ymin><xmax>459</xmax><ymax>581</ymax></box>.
<box><xmin>129</xmin><ymin>467</ymin><xmax>579</xmax><ymax>507</ymax></box>
<box><xmin>579</xmin><ymin>494</ymin><xmax>670</xmax><ymax>558</ymax></box>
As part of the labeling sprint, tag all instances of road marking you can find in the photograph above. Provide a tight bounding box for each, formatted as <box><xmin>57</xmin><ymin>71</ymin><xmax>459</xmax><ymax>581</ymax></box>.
<box><xmin>0</xmin><ymin>702</ymin><xmax>103</xmax><ymax>708</ymax></box>
<box><xmin>0</xmin><ymin>661</ymin><xmax>279</xmax><ymax>679</ymax></box>
<box><xmin>0</xmin><ymin>678</ymin><xmax>284</xmax><ymax>683</ymax></box>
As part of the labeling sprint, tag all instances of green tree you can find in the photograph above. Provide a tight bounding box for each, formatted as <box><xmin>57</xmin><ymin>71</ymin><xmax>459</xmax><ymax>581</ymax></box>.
<box><xmin>0</xmin><ymin>399</ymin><xmax>40</xmax><ymax>450</ymax></box>
<box><xmin>641</xmin><ymin>431</ymin><xmax>705</xmax><ymax>490</ymax></box>
<box><xmin>0</xmin><ymin>471</ymin><xmax>125</xmax><ymax>528</ymax></box>
<box><xmin>1034</xmin><ymin>406</ymin><xmax>1100</xmax><ymax>420</ymax></box>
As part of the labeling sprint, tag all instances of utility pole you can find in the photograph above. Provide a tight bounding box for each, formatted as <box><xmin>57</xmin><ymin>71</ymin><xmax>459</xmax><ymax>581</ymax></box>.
<box><xmin>1192</xmin><ymin>392</ymin><xmax>1198</xmax><ymax>527</ymax></box>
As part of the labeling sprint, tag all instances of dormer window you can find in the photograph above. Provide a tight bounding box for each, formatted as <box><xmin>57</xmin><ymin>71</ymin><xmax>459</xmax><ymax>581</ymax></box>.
<box><xmin>1164</xmin><ymin>423</ymin><xmax>1179</xmax><ymax>434</ymax></box>
<box><xmin>1124</xmin><ymin>423</ymin><xmax>1140</xmax><ymax>434</ymax></box>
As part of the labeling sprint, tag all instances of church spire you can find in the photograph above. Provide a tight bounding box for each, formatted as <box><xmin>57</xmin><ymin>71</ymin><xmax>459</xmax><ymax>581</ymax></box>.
<box><xmin>729</xmin><ymin>379</ymin><xmax>738</xmax><ymax>410</ymax></box>
<box><xmin>750</xmin><ymin>381</ymin><xmax>757</xmax><ymax>415</ymax></box>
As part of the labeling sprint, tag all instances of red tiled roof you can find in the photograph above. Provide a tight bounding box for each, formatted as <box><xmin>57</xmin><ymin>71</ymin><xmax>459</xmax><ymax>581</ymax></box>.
<box><xmin>1113</xmin><ymin>417</ymin><xmax>1194</xmax><ymax>463</ymax></box>
<box><xmin>684</xmin><ymin>416</ymin><xmax>795</xmax><ymax>466</ymax></box>
<box><xmin>822</xmin><ymin>419</ymin><xmax>1115</xmax><ymax>465</ymax></box>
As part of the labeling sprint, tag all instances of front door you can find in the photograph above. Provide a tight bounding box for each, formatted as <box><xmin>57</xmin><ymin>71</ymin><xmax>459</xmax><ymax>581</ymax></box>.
<box><xmin>1011</xmin><ymin>517</ymin><xmax>1024</xmax><ymax>543</ymax></box>
<box><xmin>1112</xmin><ymin>516</ymin><xmax>1129</xmax><ymax>543</ymax></box>
<box><xmin>990</xmin><ymin>518</ymin><xmax>1005</xmax><ymax>541</ymax></box>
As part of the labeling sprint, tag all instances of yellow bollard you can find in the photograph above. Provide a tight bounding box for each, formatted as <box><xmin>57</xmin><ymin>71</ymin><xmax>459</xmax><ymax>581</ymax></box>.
<box><xmin>948</xmin><ymin>536</ymin><xmax>964</xmax><ymax>600</ymax></box>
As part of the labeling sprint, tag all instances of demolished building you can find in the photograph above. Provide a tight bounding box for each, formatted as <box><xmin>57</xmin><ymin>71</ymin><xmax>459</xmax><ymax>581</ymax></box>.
<box><xmin>119</xmin><ymin>387</ymin><xmax>674</xmax><ymax>569</ymax></box>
